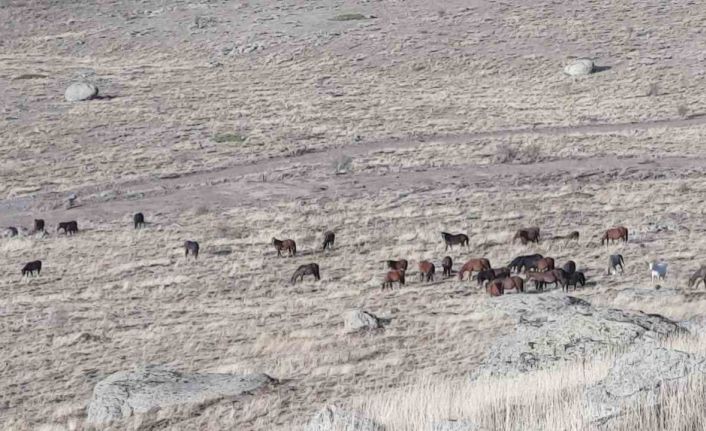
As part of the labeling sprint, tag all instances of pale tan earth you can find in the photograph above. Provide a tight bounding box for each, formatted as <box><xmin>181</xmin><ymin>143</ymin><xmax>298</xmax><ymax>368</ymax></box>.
<box><xmin>1</xmin><ymin>0</ymin><xmax>706</xmax><ymax>430</ymax></box>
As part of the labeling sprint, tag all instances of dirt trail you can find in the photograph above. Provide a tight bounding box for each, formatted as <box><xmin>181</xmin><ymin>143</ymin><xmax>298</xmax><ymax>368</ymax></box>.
<box><xmin>1</xmin><ymin>115</ymin><xmax>705</xmax><ymax>226</ymax></box>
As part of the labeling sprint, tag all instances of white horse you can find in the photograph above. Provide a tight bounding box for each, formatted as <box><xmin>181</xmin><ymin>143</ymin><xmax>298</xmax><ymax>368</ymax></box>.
<box><xmin>648</xmin><ymin>261</ymin><xmax>668</xmax><ymax>283</ymax></box>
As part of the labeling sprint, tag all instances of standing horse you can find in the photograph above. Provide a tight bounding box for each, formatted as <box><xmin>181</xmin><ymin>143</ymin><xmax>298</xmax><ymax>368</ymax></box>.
<box><xmin>441</xmin><ymin>256</ymin><xmax>453</xmax><ymax>278</ymax></box>
<box><xmin>601</xmin><ymin>226</ymin><xmax>628</xmax><ymax>245</ymax></box>
<box><xmin>184</xmin><ymin>241</ymin><xmax>200</xmax><ymax>259</ymax></box>
<box><xmin>536</xmin><ymin>257</ymin><xmax>555</xmax><ymax>272</ymax></box>
<box><xmin>608</xmin><ymin>254</ymin><xmax>624</xmax><ymax>274</ymax></box>
<box><xmin>476</xmin><ymin>268</ymin><xmax>511</xmax><ymax>287</ymax></box>
<box><xmin>649</xmin><ymin>261</ymin><xmax>667</xmax><ymax>283</ymax></box>
<box><xmin>133</xmin><ymin>212</ymin><xmax>146</xmax><ymax>229</ymax></box>
<box><xmin>386</xmin><ymin>259</ymin><xmax>409</xmax><ymax>272</ymax></box>
<box><xmin>513</xmin><ymin>227</ymin><xmax>540</xmax><ymax>245</ymax></box>
<box><xmin>57</xmin><ymin>221</ymin><xmax>78</xmax><ymax>235</ymax></box>
<box><xmin>566</xmin><ymin>272</ymin><xmax>586</xmax><ymax>290</ymax></box>
<box><xmin>322</xmin><ymin>231</ymin><xmax>335</xmax><ymax>250</ymax></box>
<box><xmin>273</xmin><ymin>238</ymin><xmax>297</xmax><ymax>257</ymax></box>
<box><xmin>441</xmin><ymin>232</ymin><xmax>469</xmax><ymax>250</ymax></box>
<box><xmin>562</xmin><ymin>260</ymin><xmax>576</xmax><ymax>275</ymax></box>
<box><xmin>34</xmin><ymin>219</ymin><xmax>45</xmax><ymax>233</ymax></box>
<box><xmin>382</xmin><ymin>270</ymin><xmax>405</xmax><ymax>290</ymax></box>
<box><xmin>458</xmin><ymin>258</ymin><xmax>491</xmax><ymax>280</ymax></box>
<box><xmin>418</xmin><ymin>261</ymin><xmax>435</xmax><ymax>282</ymax></box>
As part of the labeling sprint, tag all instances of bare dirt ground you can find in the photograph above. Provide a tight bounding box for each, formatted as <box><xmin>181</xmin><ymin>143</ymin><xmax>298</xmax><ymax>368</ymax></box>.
<box><xmin>1</xmin><ymin>0</ymin><xmax>706</xmax><ymax>429</ymax></box>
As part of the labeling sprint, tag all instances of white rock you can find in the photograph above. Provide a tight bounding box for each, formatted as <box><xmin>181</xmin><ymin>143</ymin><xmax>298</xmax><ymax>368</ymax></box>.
<box><xmin>344</xmin><ymin>309</ymin><xmax>381</xmax><ymax>333</ymax></box>
<box><xmin>564</xmin><ymin>59</ymin><xmax>594</xmax><ymax>76</ymax></box>
<box><xmin>64</xmin><ymin>82</ymin><xmax>98</xmax><ymax>101</ymax></box>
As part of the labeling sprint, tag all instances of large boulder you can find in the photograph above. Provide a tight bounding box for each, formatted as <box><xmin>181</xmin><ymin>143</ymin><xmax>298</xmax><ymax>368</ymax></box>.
<box><xmin>86</xmin><ymin>365</ymin><xmax>275</xmax><ymax>425</ymax></box>
<box><xmin>344</xmin><ymin>309</ymin><xmax>383</xmax><ymax>333</ymax></box>
<box><xmin>584</xmin><ymin>346</ymin><xmax>706</xmax><ymax>425</ymax></box>
<box><xmin>306</xmin><ymin>405</ymin><xmax>384</xmax><ymax>431</ymax></box>
<box><xmin>64</xmin><ymin>82</ymin><xmax>99</xmax><ymax>101</ymax></box>
<box><xmin>564</xmin><ymin>58</ymin><xmax>594</xmax><ymax>76</ymax></box>
<box><xmin>472</xmin><ymin>294</ymin><xmax>685</xmax><ymax>379</ymax></box>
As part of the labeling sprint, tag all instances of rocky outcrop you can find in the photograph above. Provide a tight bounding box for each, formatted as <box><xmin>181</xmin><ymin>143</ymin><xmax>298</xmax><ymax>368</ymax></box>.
<box><xmin>344</xmin><ymin>309</ymin><xmax>386</xmax><ymax>333</ymax></box>
<box><xmin>585</xmin><ymin>346</ymin><xmax>706</xmax><ymax>425</ymax></box>
<box><xmin>472</xmin><ymin>294</ymin><xmax>685</xmax><ymax>379</ymax></box>
<box><xmin>305</xmin><ymin>405</ymin><xmax>384</xmax><ymax>431</ymax></box>
<box><xmin>86</xmin><ymin>365</ymin><xmax>274</xmax><ymax>425</ymax></box>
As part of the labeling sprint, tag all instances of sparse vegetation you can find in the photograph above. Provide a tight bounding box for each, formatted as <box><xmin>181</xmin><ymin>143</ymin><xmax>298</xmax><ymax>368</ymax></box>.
<box><xmin>333</xmin><ymin>155</ymin><xmax>353</xmax><ymax>174</ymax></box>
<box><xmin>330</xmin><ymin>13</ymin><xmax>367</xmax><ymax>21</ymax></box>
<box><xmin>494</xmin><ymin>142</ymin><xmax>544</xmax><ymax>164</ymax></box>
<box><xmin>213</xmin><ymin>133</ymin><xmax>247</xmax><ymax>144</ymax></box>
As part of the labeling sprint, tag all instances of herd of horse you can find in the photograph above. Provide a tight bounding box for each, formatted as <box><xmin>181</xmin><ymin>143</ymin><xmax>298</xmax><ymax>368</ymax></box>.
<box><xmin>7</xmin><ymin>218</ymin><xmax>706</xmax><ymax>292</ymax></box>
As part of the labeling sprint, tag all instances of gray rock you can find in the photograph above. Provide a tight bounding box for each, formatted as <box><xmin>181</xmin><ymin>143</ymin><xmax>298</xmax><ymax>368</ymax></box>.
<box><xmin>584</xmin><ymin>346</ymin><xmax>706</xmax><ymax>425</ymax></box>
<box><xmin>564</xmin><ymin>59</ymin><xmax>594</xmax><ymax>76</ymax></box>
<box><xmin>64</xmin><ymin>82</ymin><xmax>98</xmax><ymax>101</ymax></box>
<box><xmin>472</xmin><ymin>294</ymin><xmax>685</xmax><ymax>379</ymax></box>
<box><xmin>430</xmin><ymin>419</ymin><xmax>481</xmax><ymax>431</ymax></box>
<box><xmin>86</xmin><ymin>365</ymin><xmax>274</xmax><ymax>425</ymax></box>
<box><xmin>344</xmin><ymin>309</ymin><xmax>382</xmax><ymax>333</ymax></box>
<box><xmin>306</xmin><ymin>405</ymin><xmax>384</xmax><ymax>431</ymax></box>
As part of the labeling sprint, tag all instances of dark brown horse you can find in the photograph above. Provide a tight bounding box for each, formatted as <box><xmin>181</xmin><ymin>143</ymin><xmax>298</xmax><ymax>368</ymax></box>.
<box><xmin>382</xmin><ymin>269</ymin><xmax>405</xmax><ymax>290</ymax></box>
<box><xmin>476</xmin><ymin>267</ymin><xmax>511</xmax><ymax>287</ymax></box>
<box><xmin>57</xmin><ymin>221</ymin><xmax>78</xmax><ymax>235</ymax></box>
<box><xmin>487</xmin><ymin>279</ymin><xmax>504</xmax><ymax>296</ymax></box>
<box><xmin>562</xmin><ymin>260</ymin><xmax>576</xmax><ymax>275</ymax></box>
<box><xmin>441</xmin><ymin>256</ymin><xmax>453</xmax><ymax>278</ymax></box>
<box><xmin>386</xmin><ymin>259</ymin><xmax>408</xmax><ymax>272</ymax></box>
<box><xmin>536</xmin><ymin>257</ymin><xmax>555</xmax><ymax>272</ymax></box>
<box><xmin>133</xmin><ymin>212</ymin><xmax>145</xmax><ymax>229</ymax></box>
<box><xmin>601</xmin><ymin>226</ymin><xmax>628</xmax><ymax>245</ymax></box>
<box><xmin>501</xmin><ymin>276</ymin><xmax>524</xmax><ymax>293</ymax></box>
<box><xmin>509</xmin><ymin>254</ymin><xmax>543</xmax><ymax>272</ymax></box>
<box><xmin>273</xmin><ymin>238</ymin><xmax>296</xmax><ymax>257</ymax></box>
<box><xmin>322</xmin><ymin>231</ymin><xmax>335</xmax><ymax>250</ymax></box>
<box><xmin>441</xmin><ymin>232</ymin><xmax>469</xmax><ymax>250</ymax></box>
<box><xmin>458</xmin><ymin>258</ymin><xmax>491</xmax><ymax>280</ymax></box>
<box><xmin>34</xmin><ymin>219</ymin><xmax>45</xmax><ymax>233</ymax></box>
<box><xmin>184</xmin><ymin>241</ymin><xmax>199</xmax><ymax>259</ymax></box>
<box><xmin>418</xmin><ymin>261</ymin><xmax>435</xmax><ymax>282</ymax></box>
<box><xmin>291</xmin><ymin>263</ymin><xmax>320</xmax><ymax>284</ymax></box>
<box><xmin>513</xmin><ymin>227</ymin><xmax>540</xmax><ymax>245</ymax></box>
<box><xmin>22</xmin><ymin>260</ymin><xmax>42</xmax><ymax>277</ymax></box>
<box><xmin>527</xmin><ymin>270</ymin><xmax>566</xmax><ymax>291</ymax></box>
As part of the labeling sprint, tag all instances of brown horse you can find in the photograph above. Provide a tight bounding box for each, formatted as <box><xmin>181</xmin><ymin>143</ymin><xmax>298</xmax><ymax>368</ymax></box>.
<box><xmin>386</xmin><ymin>259</ymin><xmax>408</xmax><ymax>272</ymax></box>
<box><xmin>458</xmin><ymin>258</ymin><xmax>491</xmax><ymax>280</ymax></box>
<box><xmin>536</xmin><ymin>257</ymin><xmax>555</xmax><ymax>272</ymax></box>
<box><xmin>601</xmin><ymin>226</ymin><xmax>628</xmax><ymax>245</ymax></box>
<box><xmin>273</xmin><ymin>238</ymin><xmax>296</xmax><ymax>257</ymax></box>
<box><xmin>513</xmin><ymin>227</ymin><xmax>540</xmax><ymax>245</ymax></box>
<box><xmin>291</xmin><ymin>263</ymin><xmax>320</xmax><ymax>284</ymax></box>
<box><xmin>322</xmin><ymin>231</ymin><xmax>335</xmax><ymax>250</ymax></box>
<box><xmin>476</xmin><ymin>267</ymin><xmax>511</xmax><ymax>287</ymax></box>
<box><xmin>504</xmin><ymin>276</ymin><xmax>524</xmax><ymax>293</ymax></box>
<box><xmin>418</xmin><ymin>261</ymin><xmax>435</xmax><ymax>282</ymax></box>
<box><xmin>527</xmin><ymin>270</ymin><xmax>566</xmax><ymax>291</ymax></box>
<box><xmin>487</xmin><ymin>279</ymin><xmax>504</xmax><ymax>296</ymax></box>
<box><xmin>441</xmin><ymin>256</ymin><xmax>452</xmax><ymax>278</ymax></box>
<box><xmin>382</xmin><ymin>269</ymin><xmax>405</xmax><ymax>290</ymax></box>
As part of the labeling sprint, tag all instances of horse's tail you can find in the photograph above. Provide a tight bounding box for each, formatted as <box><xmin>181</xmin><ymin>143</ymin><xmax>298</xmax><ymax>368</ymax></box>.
<box><xmin>314</xmin><ymin>265</ymin><xmax>320</xmax><ymax>281</ymax></box>
<box><xmin>625</xmin><ymin>228</ymin><xmax>629</xmax><ymax>242</ymax></box>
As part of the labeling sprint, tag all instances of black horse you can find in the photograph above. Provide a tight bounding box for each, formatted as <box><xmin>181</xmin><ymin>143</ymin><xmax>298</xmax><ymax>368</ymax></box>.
<box><xmin>509</xmin><ymin>254</ymin><xmax>543</xmax><ymax>272</ymax></box>
<box><xmin>608</xmin><ymin>254</ymin><xmax>624</xmax><ymax>274</ymax></box>
<box><xmin>322</xmin><ymin>231</ymin><xmax>335</xmax><ymax>250</ymax></box>
<box><xmin>291</xmin><ymin>263</ymin><xmax>321</xmax><ymax>285</ymax></box>
<box><xmin>57</xmin><ymin>221</ymin><xmax>78</xmax><ymax>235</ymax></box>
<box><xmin>184</xmin><ymin>241</ymin><xmax>200</xmax><ymax>259</ymax></box>
<box><xmin>34</xmin><ymin>219</ymin><xmax>45</xmax><ymax>233</ymax></box>
<box><xmin>22</xmin><ymin>260</ymin><xmax>42</xmax><ymax>277</ymax></box>
<box><xmin>441</xmin><ymin>232</ymin><xmax>469</xmax><ymax>250</ymax></box>
<box><xmin>566</xmin><ymin>271</ymin><xmax>586</xmax><ymax>290</ymax></box>
<box><xmin>133</xmin><ymin>212</ymin><xmax>146</xmax><ymax>229</ymax></box>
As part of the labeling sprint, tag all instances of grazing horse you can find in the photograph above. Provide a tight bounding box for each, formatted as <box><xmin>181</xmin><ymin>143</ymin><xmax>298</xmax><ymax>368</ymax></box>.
<box><xmin>487</xmin><ymin>279</ymin><xmax>504</xmax><ymax>296</ymax></box>
<box><xmin>536</xmin><ymin>257</ymin><xmax>555</xmax><ymax>272</ymax></box>
<box><xmin>688</xmin><ymin>266</ymin><xmax>706</xmax><ymax>289</ymax></box>
<box><xmin>3</xmin><ymin>227</ymin><xmax>18</xmax><ymax>238</ymax></box>
<box><xmin>476</xmin><ymin>267</ymin><xmax>511</xmax><ymax>287</ymax></box>
<box><xmin>322</xmin><ymin>231</ymin><xmax>335</xmax><ymax>250</ymax></box>
<box><xmin>562</xmin><ymin>260</ymin><xmax>576</xmax><ymax>275</ymax></box>
<box><xmin>608</xmin><ymin>254</ymin><xmax>624</xmax><ymax>274</ymax></box>
<box><xmin>386</xmin><ymin>259</ymin><xmax>408</xmax><ymax>272</ymax></box>
<box><xmin>527</xmin><ymin>270</ymin><xmax>565</xmax><ymax>291</ymax></box>
<box><xmin>441</xmin><ymin>256</ymin><xmax>453</xmax><ymax>278</ymax></box>
<box><xmin>22</xmin><ymin>260</ymin><xmax>42</xmax><ymax>277</ymax></box>
<box><xmin>133</xmin><ymin>212</ymin><xmax>146</xmax><ymax>229</ymax></box>
<box><xmin>382</xmin><ymin>269</ymin><xmax>405</xmax><ymax>290</ymax></box>
<box><xmin>601</xmin><ymin>226</ymin><xmax>628</xmax><ymax>245</ymax></box>
<box><xmin>566</xmin><ymin>271</ymin><xmax>586</xmax><ymax>290</ymax></box>
<box><xmin>273</xmin><ymin>238</ymin><xmax>296</xmax><ymax>257</ymax></box>
<box><xmin>57</xmin><ymin>221</ymin><xmax>78</xmax><ymax>235</ymax></box>
<box><xmin>458</xmin><ymin>258</ymin><xmax>491</xmax><ymax>280</ymax></box>
<box><xmin>34</xmin><ymin>219</ymin><xmax>45</xmax><ymax>233</ymax></box>
<box><xmin>184</xmin><ymin>240</ymin><xmax>199</xmax><ymax>259</ymax></box>
<box><xmin>418</xmin><ymin>261</ymin><xmax>435</xmax><ymax>282</ymax></box>
<box><xmin>513</xmin><ymin>227</ymin><xmax>540</xmax><ymax>245</ymax></box>
<box><xmin>649</xmin><ymin>261</ymin><xmax>667</xmax><ymax>283</ymax></box>
<box><xmin>441</xmin><ymin>232</ymin><xmax>469</xmax><ymax>250</ymax></box>
<box><xmin>509</xmin><ymin>254</ymin><xmax>543</xmax><ymax>273</ymax></box>
<box><xmin>290</xmin><ymin>263</ymin><xmax>320</xmax><ymax>285</ymax></box>
<box><xmin>506</xmin><ymin>276</ymin><xmax>525</xmax><ymax>293</ymax></box>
